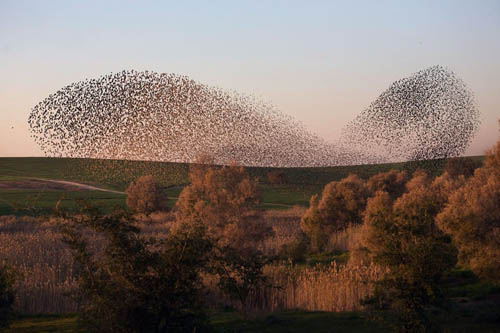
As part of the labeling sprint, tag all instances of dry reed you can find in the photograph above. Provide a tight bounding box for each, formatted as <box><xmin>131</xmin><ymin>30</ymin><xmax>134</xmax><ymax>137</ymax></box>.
<box><xmin>0</xmin><ymin>209</ymin><xmax>381</xmax><ymax>314</ymax></box>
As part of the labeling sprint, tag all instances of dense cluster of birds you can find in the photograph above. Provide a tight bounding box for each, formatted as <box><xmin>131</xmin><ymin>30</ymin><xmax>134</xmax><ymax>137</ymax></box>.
<box><xmin>29</xmin><ymin>70</ymin><xmax>348</xmax><ymax>167</ymax></box>
<box><xmin>29</xmin><ymin>66</ymin><xmax>479</xmax><ymax>169</ymax></box>
<box><xmin>340</xmin><ymin>66</ymin><xmax>480</xmax><ymax>162</ymax></box>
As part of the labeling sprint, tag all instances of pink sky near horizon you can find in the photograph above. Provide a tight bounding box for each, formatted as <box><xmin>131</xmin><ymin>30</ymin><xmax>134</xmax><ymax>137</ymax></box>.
<box><xmin>1</xmin><ymin>1</ymin><xmax>499</xmax><ymax>159</ymax></box>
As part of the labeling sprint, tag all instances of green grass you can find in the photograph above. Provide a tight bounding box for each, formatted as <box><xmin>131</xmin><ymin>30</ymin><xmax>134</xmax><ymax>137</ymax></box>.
<box><xmin>4</xmin><ymin>314</ymin><xmax>82</xmax><ymax>332</ymax></box>
<box><xmin>0</xmin><ymin>155</ymin><xmax>486</xmax><ymax>215</ymax></box>
<box><xmin>0</xmin><ymin>189</ymin><xmax>126</xmax><ymax>216</ymax></box>
<box><xmin>4</xmin><ymin>312</ymin><xmax>384</xmax><ymax>332</ymax></box>
<box><xmin>211</xmin><ymin>311</ymin><xmax>386</xmax><ymax>332</ymax></box>
<box><xmin>0</xmin><ymin>156</ymin><xmax>486</xmax><ymax>189</ymax></box>
<box><xmin>6</xmin><ymin>309</ymin><xmax>500</xmax><ymax>332</ymax></box>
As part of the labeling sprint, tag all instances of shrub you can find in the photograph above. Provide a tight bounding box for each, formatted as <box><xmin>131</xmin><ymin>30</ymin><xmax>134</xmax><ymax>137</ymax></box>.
<box><xmin>437</xmin><ymin>141</ymin><xmax>500</xmax><ymax>282</ymax></box>
<box><xmin>445</xmin><ymin>157</ymin><xmax>483</xmax><ymax>178</ymax></box>
<box><xmin>126</xmin><ymin>175</ymin><xmax>164</xmax><ymax>214</ymax></box>
<box><xmin>366</xmin><ymin>169</ymin><xmax>408</xmax><ymax>199</ymax></box>
<box><xmin>175</xmin><ymin>162</ymin><xmax>269</xmax><ymax>250</ymax></box>
<box><xmin>59</xmin><ymin>209</ymin><xmax>212</xmax><ymax>332</ymax></box>
<box><xmin>267</xmin><ymin>170</ymin><xmax>287</xmax><ymax>185</ymax></box>
<box><xmin>175</xmin><ymin>162</ymin><xmax>273</xmax><ymax>312</ymax></box>
<box><xmin>301</xmin><ymin>174</ymin><xmax>369</xmax><ymax>252</ymax></box>
<box><xmin>278</xmin><ymin>233</ymin><xmax>308</xmax><ymax>262</ymax></box>
<box><xmin>360</xmin><ymin>171</ymin><xmax>458</xmax><ymax>331</ymax></box>
<box><xmin>0</xmin><ymin>261</ymin><xmax>15</xmax><ymax>329</ymax></box>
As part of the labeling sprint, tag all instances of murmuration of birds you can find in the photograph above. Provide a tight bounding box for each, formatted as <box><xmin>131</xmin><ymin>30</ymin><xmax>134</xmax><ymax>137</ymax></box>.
<box><xmin>341</xmin><ymin>65</ymin><xmax>479</xmax><ymax>162</ymax></box>
<box><xmin>29</xmin><ymin>66</ymin><xmax>479</xmax><ymax>169</ymax></box>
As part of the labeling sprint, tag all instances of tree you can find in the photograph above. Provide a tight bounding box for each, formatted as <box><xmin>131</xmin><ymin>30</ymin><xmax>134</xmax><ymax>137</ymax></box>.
<box><xmin>301</xmin><ymin>174</ymin><xmax>369</xmax><ymax>252</ymax></box>
<box><xmin>367</xmin><ymin>169</ymin><xmax>408</xmax><ymax>199</ymax></box>
<box><xmin>360</xmin><ymin>171</ymin><xmax>458</xmax><ymax>331</ymax></box>
<box><xmin>175</xmin><ymin>162</ymin><xmax>269</xmax><ymax>251</ymax></box>
<box><xmin>175</xmin><ymin>162</ymin><xmax>273</xmax><ymax>311</ymax></box>
<box><xmin>126</xmin><ymin>175</ymin><xmax>164</xmax><ymax>214</ymax></box>
<box><xmin>445</xmin><ymin>157</ymin><xmax>482</xmax><ymax>179</ymax></box>
<box><xmin>437</xmin><ymin>140</ymin><xmax>500</xmax><ymax>282</ymax></box>
<box><xmin>59</xmin><ymin>208</ymin><xmax>212</xmax><ymax>332</ymax></box>
<box><xmin>267</xmin><ymin>170</ymin><xmax>287</xmax><ymax>185</ymax></box>
<box><xmin>0</xmin><ymin>262</ymin><xmax>15</xmax><ymax>329</ymax></box>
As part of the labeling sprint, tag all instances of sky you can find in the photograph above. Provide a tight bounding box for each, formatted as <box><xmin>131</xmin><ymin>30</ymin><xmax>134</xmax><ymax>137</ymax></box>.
<box><xmin>1</xmin><ymin>0</ymin><xmax>499</xmax><ymax>158</ymax></box>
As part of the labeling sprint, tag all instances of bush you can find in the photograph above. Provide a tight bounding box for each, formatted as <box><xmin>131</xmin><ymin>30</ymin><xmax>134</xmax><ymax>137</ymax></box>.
<box><xmin>360</xmin><ymin>171</ymin><xmax>458</xmax><ymax>331</ymax></box>
<box><xmin>0</xmin><ymin>262</ymin><xmax>15</xmax><ymax>329</ymax></box>
<box><xmin>267</xmin><ymin>170</ymin><xmax>287</xmax><ymax>185</ymax></box>
<box><xmin>437</xmin><ymin>141</ymin><xmax>500</xmax><ymax>282</ymax></box>
<box><xmin>175</xmin><ymin>162</ymin><xmax>273</xmax><ymax>312</ymax></box>
<box><xmin>366</xmin><ymin>169</ymin><xmax>408</xmax><ymax>199</ymax></box>
<box><xmin>59</xmin><ymin>209</ymin><xmax>212</xmax><ymax>332</ymax></box>
<box><xmin>126</xmin><ymin>175</ymin><xmax>164</xmax><ymax>214</ymax></box>
<box><xmin>175</xmin><ymin>162</ymin><xmax>270</xmax><ymax>250</ymax></box>
<box><xmin>445</xmin><ymin>157</ymin><xmax>483</xmax><ymax>178</ymax></box>
<box><xmin>278</xmin><ymin>234</ymin><xmax>308</xmax><ymax>262</ymax></box>
<box><xmin>301</xmin><ymin>174</ymin><xmax>369</xmax><ymax>252</ymax></box>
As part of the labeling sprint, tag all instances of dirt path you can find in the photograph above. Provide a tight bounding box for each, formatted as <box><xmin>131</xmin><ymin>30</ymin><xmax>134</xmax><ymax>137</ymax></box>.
<box><xmin>1</xmin><ymin>178</ymin><xmax>294</xmax><ymax>208</ymax></box>
<box><xmin>35</xmin><ymin>179</ymin><xmax>125</xmax><ymax>195</ymax></box>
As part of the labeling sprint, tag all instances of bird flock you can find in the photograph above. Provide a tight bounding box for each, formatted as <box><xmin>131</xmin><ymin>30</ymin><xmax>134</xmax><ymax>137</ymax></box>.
<box><xmin>341</xmin><ymin>66</ymin><xmax>479</xmax><ymax>162</ymax></box>
<box><xmin>29</xmin><ymin>66</ymin><xmax>479</xmax><ymax>170</ymax></box>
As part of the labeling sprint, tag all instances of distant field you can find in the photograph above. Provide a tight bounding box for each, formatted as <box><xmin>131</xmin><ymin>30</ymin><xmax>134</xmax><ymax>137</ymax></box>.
<box><xmin>0</xmin><ymin>156</ymin><xmax>485</xmax><ymax>215</ymax></box>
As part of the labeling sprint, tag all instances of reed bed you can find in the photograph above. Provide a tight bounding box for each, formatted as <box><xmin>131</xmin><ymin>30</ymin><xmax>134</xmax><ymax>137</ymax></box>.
<box><xmin>0</xmin><ymin>210</ymin><xmax>380</xmax><ymax>314</ymax></box>
<box><xmin>204</xmin><ymin>261</ymin><xmax>385</xmax><ymax>314</ymax></box>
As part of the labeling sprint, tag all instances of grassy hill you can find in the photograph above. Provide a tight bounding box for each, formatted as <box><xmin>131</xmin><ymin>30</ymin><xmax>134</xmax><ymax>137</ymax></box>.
<box><xmin>0</xmin><ymin>156</ymin><xmax>485</xmax><ymax>216</ymax></box>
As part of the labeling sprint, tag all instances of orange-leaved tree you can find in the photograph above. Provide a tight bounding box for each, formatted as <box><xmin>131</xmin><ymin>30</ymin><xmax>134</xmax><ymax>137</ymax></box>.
<box><xmin>126</xmin><ymin>175</ymin><xmax>164</xmax><ymax>214</ymax></box>
<box><xmin>175</xmin><ymin>160</ymin><xmax>273</xmax><ymax>311</ymax></box>
<box><xmin>437</xmin><ymin>136</ymin><xmax>500</xmax><ymax>282</ymax></box>
<box><xmin>301</xmin><ymin>174</ymin><xmax>369</xmax><ymax>252</ymax></box>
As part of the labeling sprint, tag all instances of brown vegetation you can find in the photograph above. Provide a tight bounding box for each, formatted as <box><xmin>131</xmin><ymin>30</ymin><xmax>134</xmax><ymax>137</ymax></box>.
<box><xmin>301</xmin><ymin>174</ymin><xmax>369</xmax><ymax>252</ymax></box>
<box><xmin>267</xmin><ymin>170</ymin><xmax>287</xmax><ymax>185</ymax></box>
<box><xmin>437</xmin><ymin>141</ymin><xmax>500</xmax><ymax>282</ymax></box>
<box><xmin>126</xmin><ymin>175</ymin><xmax>164</xmax><ymax>214</ymax></box>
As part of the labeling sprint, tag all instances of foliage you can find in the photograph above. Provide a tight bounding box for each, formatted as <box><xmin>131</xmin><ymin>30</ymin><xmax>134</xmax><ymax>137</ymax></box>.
<box><xmin>0</xmin><ymin>261</ymin><xmax>15</xmax><ymax>328</ymax></box>
<box><xmin>301</xmin><ymin>174</ymin><xmax>369</xmax><ymax>252</ymax></box>
<box><xmin>360</xmin><ymin>170</ymin><xmax>459</xmax><ymax>331</ymax></box>
<box><xmin>125</xmin><ymin>175</ymin><xmax>164</xmax><ymax>214</ymax></box>
<box><xmin>59</xmin><ymin>208</ymin><xmax>212</xmax><ymax>332</ymax></box>
<box><xmin>366</xmin><ymin>169</ymin><xmax>408</xmax><ymax>199</ymax></box>
<box><xmin>445</xmin><ymin>157</ymin><xmax>483</xmax><ymax>178</ymax></box>
<box><xmin>437</xmin><ymin>139</ymin><xmax>500</xmax><ymax>282</ymax></box>
<box><xmin>175</xmin><ymin>162</ymin><xmax>273</xmax><ymax>312</ymax></box>
<box><xmin>268</xmin><ymin>170</ymin><xmax>288</xmax><ymax>185</ymax></box>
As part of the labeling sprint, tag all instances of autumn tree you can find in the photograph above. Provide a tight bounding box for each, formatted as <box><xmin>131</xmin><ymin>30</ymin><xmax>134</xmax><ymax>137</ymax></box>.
<box><xmin>359</xmin><ymin>170</ymin><xmax>459</xmax><ymax>331</ymax></box>
<box><xmin>366</xmin><ymin>169</ymin><xmax>408</xmax><ymax>199</ymax></box>
<box><xmin>445</xmin><ymin>157</ymin><xmax>483</xmax><ymax>179</ymax></box>
<box><xmin>126</xmin><ymin>175</ymin><xmax>164</xmax><ymax>214</ymax></box>
<box><xmin>301</xmin><ymin>174</ymin><xmax>369</xmax><ymax>252</ymax></box>
<box><xmin>175</xmin><ymin>161</ymin><xmax>273</xmax><ymax>311</ymax></box>
<box><xmin>437</xmin><ymin>140</ymin><xmax>500</xmax><ymax>282</ymax></box>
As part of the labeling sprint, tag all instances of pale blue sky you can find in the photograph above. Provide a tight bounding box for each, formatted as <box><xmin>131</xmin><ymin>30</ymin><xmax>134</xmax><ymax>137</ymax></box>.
<box><xmin>1</xmin><ymin>0</ymin><xmax>499</xmax><ymax>157</ymax></box>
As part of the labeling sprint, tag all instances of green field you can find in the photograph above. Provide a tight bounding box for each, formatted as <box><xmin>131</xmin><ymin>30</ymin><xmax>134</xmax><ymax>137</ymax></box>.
<box><xmin>0</xmin><ymin>156</ymin><xmax>485</xmax><ymax>215</ymax></box>
<box><xmin>1</xmin><ymin>156</ymin><xmax>485</xmax><ymax>188</ymax></box>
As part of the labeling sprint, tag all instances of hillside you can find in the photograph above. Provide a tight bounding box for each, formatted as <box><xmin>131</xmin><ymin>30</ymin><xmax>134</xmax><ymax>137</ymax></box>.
<box><xmin>0</xmin><ymin>155</ymin><xmax>485</xmax><ymax>216</ymax></box>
